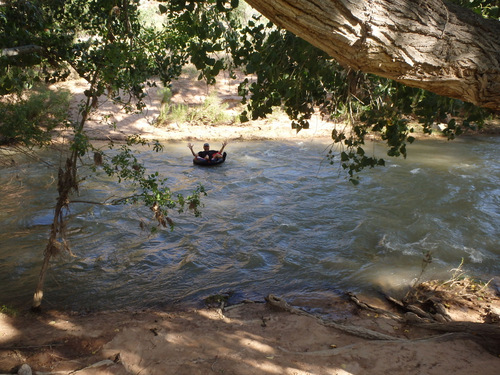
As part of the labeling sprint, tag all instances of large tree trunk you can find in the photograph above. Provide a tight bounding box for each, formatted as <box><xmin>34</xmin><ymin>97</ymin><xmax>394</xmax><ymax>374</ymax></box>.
<box><xmin>245</xmin><ymin>0</ymin><xmax>500</xmax><ymax>111</ymax></box>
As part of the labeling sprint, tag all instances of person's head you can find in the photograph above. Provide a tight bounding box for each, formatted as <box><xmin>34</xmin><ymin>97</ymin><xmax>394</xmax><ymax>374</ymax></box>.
<box><xmin>203</xmin><ymin>143</ymin><xmax>210</xmax><ymax>149</ymax></box>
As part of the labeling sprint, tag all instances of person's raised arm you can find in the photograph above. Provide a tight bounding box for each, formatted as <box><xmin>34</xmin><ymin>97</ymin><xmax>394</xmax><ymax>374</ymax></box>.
<box><xmin>219</xmin><ymin>140</ymin><xmax>228</xmax><ymax>154</ymax></box>
<box><xmin>187</xmin><ymin>143</ymin><xmax>197</xmax><ymax>157</ymax></box>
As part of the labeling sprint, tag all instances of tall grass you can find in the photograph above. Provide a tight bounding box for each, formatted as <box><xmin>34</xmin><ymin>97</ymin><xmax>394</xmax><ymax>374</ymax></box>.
<box><xmin>156</xmin><ymin>91</ymin><xmax>237</xmax><ymax>127</ymax></box>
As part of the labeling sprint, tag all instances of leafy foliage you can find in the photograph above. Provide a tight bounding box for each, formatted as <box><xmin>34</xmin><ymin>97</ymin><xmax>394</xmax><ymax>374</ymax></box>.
<box><xmin>0</xmin><ymin>85</ymin><xmax>70</xmax><ymax>146</ymax></box>
<box><xmin>234</xmin><ymin>25</ymin><xmax>339</xmax><ymax>130</ymax></box>
<box><xmin>0</xmin><ymin>304</ymin><xmax>18</xmax><ymax>317</ymax></box>
<box><xmin>1</xmin><ymin>0</ymin><xmax>208</xmax><ymax>218</ymax></box>
<box><xmin>0</xmin><ymin>0</ymin><xmax>73</xmax><ymax>95</ymax></box>
<box><xmin>160</xmin><ymin>0</ymin><xmax>244</xmax><ymax>84</ymax></box>
<box><xmin>98</xmin><ymin>136</ymin><xmax>207</xmax><ymax>230</ymax></box>
<box><xmin>1</xmin><ymin>1</ymin><xmax>212</xmax><ymax>243</ymax></box>
<box><xmin>449</xmin><ymin>0</ymin><xmax>499</xmax><ymax>20</ymax></box>
<box><xmin>224</xmin><ymin>13</ymin><xmax>493</xmax><ymax>182</ymax></box>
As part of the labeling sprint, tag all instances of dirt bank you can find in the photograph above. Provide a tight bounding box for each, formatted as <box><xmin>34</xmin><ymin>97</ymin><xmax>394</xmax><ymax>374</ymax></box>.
<box><xmin>51</xmin><ymin>73</ymin><xmax>336</xmax><ymax>144</ymax></box>
<box><xmin>1</xmin><ymin>282</ymin><xmax>499</xmax><ymax>375</ymax></box>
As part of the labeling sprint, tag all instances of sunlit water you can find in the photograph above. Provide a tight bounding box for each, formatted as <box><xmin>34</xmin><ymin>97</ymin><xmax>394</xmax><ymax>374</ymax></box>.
<box><xmin>1</xmin><ymin>137</ymin><xmax>499</xmax><ymax>311</ymax></box>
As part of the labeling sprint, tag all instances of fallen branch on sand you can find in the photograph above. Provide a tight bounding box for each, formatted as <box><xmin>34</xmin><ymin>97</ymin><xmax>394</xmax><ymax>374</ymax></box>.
<box><xmin>265</xmin><ymin>293</ymin><xmax>500</xmax><ymax>355</ymax></box>
<box><xmin>266</xmin><ymin>294</ymin><xmax>401</xmax><ymax>341</ymax></box>
<box><xmin>346</xmin><ymin>291</ymin><xmax>500</xmax><ymax>354</ymax></box>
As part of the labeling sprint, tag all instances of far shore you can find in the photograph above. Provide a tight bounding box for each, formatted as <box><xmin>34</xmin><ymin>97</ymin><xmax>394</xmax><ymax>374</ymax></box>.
<box><xmin>53</xmin><ymin>76</ymin><xmax>499</xmax><ymax>146</ymax></box>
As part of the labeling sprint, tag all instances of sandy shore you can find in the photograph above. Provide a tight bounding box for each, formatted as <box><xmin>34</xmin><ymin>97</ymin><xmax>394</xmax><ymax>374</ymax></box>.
<box><xmin>1</xmin><ymin>287</ymin><xmax>499</xmax><ymax>375</ymax></box>
<box><xmin>53</xmin><ymin>74</ymin><xmax>337</xmax><ymax>144</ymax></box>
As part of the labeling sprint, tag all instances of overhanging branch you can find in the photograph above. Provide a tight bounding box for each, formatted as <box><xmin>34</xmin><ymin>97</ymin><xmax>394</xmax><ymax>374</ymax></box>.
<box><xmin>245</xmin><ymin>0</ymin><xmax>500</xmax><ymax>111</ymax></box>
<box><xmin>1</xmin><ymin>45</ymin><xmax>44</xmax><ymax>57</ymax></box>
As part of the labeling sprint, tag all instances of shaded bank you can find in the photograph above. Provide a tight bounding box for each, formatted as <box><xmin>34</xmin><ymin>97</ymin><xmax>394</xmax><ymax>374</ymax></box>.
<box><xmin>1</xmin><ymin>283</ymin><xmax>499</xmax><ymax>375</ymax></box>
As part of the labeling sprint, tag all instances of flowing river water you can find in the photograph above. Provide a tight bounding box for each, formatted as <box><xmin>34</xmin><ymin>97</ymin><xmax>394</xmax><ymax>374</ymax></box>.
<box><xmin>0</xmin><ymin>137</ymin><xmax>499</xmax><ymax>311</ymax></box>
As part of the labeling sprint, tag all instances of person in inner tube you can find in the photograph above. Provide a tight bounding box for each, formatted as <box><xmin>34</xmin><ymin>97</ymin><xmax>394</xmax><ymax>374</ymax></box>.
<box><xmin>188</xmin><ymin>141</ymin><xmax>227</xmax><ymax>162</ymax></box>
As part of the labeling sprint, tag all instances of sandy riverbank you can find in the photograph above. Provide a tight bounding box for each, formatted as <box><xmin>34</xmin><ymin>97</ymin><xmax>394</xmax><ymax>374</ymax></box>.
<box><xmin>52</xmin><ymin>73</ymin><xmax>336</xmax><ymax>144</ymax></box>
<box><xmin>1</xmin><ymin>282</ymin><xmax>499</xmax><ymax>375</ymax></box>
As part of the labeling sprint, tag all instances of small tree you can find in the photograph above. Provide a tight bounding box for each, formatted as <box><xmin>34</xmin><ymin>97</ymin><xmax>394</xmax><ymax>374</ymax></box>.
<box><xmin>0</xmin><ymin>0</ymin><xmax>205</xmax><ymax>310</ymax></box>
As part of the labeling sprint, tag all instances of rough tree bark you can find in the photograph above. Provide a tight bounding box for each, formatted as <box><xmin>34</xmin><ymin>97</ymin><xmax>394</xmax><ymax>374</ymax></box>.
<box><xmin>245</xmin><ymin>0</ymin><xmax>500</xmax><ymax>111</ymax></box>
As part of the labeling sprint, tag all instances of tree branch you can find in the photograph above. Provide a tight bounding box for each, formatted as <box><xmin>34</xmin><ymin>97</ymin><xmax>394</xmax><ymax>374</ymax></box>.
<box><xmin>1</xmin><ymin>45</ymin><xmax>44</xmax><ymax>57</ymax></box>
<box><xmin>245</xmin><ymin>0</ymin><xmax>500</xmax><ymax>111</ymax></box>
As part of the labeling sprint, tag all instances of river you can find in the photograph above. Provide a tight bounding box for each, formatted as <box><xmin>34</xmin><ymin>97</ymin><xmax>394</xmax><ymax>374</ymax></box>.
<box><xmin>0</xmin><ymin>136</ymin><xmax>499</xmax><ymax>311</ymax></box>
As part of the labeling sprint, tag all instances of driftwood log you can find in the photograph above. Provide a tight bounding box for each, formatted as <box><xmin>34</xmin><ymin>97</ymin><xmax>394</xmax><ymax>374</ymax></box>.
<box><xmin>347</xmin><ymin>292</ymin><xmax>500</xmax><ymax>354</ymax></box>
<box><xmin>262</xmin><ymin>294</ymin><xmax>500</xmax><ymax>355</ymax></box>
<box><xmin>265</xmin><ymin>294</ymin><xmax>401</xmax><ymax>341</ymax></box>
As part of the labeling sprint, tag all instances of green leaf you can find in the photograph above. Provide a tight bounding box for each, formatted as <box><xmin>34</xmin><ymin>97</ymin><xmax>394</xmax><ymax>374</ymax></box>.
<box><xmin>158</xmin><ymin>4</ymin><xmax>168</xmax><ymax>14</ymax></box>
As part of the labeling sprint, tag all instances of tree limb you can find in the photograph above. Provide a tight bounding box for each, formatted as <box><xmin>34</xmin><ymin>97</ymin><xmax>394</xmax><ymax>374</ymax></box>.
<box><xmin>245</xmin><ymin>0</ymin><xmax>500</xmax><ymax>111</ymax></box>
<box><xmin>265</xmin><ymin>294</ymin><xmax>402</xmax><ymax>341</ymax></box>
<box><xmin>1</xmin><ymin>45</ymin><xmax>44</xmax><ymax>57</ymax></box>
